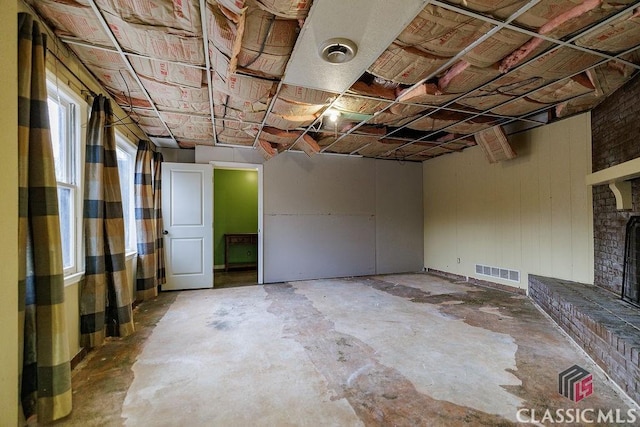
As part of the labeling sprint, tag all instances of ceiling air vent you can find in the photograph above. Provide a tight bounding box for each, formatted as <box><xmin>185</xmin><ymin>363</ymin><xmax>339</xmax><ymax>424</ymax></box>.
<box><xmin>475</xmin><ymin>264</ymin><xmax>520</xmax><ymax>283</ymax></box>
<box><xmin>319</xmin><ymin>38</ymin><xmax>357</xmax><ymax>64</ymax></box>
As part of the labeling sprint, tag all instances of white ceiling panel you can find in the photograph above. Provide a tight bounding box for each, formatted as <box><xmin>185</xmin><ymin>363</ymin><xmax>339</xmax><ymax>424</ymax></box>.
<box><xmin>283</xmin><ymin>0</ymin><xmax>429</xmax><ymax>93</ymax></box>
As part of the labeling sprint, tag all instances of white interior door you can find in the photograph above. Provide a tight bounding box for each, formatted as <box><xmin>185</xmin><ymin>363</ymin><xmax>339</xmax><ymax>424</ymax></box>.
<box><xmin>162</xmin><ymin>162</ymin><xmax>213</xmax><ymax>290</ymax></box>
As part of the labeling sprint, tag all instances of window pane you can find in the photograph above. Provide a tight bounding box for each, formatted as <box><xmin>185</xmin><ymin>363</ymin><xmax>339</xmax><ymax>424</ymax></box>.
<box><xmin>48</xmin><ymin>98</ymin><xmax>65</xmax><ymax>183</ymax></box>
<box><xmin>47</xmin><ymin>84</ymin><xmax>79</xmax><ymax>276</ymax></box>
<box><xmin>117</xmin><ymin>146</ymin><xmax>133</xmax><ymax>251</ymax></box>
<box><xmin>57</xmin><ymin>186</ymin><xmax>73</xmax><ymax>269</ymax></box>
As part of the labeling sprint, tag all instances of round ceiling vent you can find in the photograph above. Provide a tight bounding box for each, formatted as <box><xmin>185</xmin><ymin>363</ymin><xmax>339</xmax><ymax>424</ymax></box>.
<box><xmin>319</xmin><ymin>38</ymin><xmax>358</xmax><ymax>64</ymax></box>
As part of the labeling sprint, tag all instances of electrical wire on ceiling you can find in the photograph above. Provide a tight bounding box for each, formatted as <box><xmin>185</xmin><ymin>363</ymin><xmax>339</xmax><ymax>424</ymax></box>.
<box><xmin>240</xmin><ymin>15</ymin><xmax>276</xmax><ymax>69</ymax></box>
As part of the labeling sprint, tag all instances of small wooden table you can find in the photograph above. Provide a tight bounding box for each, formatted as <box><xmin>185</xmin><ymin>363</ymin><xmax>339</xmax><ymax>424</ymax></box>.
<box><xmin>224</xmin><ymin>233</ymin><xmax>258</xmax><ymax>271</ymax></box>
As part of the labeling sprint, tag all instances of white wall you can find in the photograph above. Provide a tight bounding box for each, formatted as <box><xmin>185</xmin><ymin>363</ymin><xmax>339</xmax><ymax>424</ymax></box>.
<box><xmin>423</xmin><ymin>113</ymin><xmax>594</xmax><ymax>290</ymax></box>
<box><xmin>196</xmin><ymin>145</ymin><xmax>264</xmax><ymax>165</ymax></box>
<box><xmin>196</xmin><ymin>147</ymin><xmax>424</xmax><ymax>283</ymax></box>
<box><xmin>159</xmin><ymin>147</ymin><xmax>196</xmax><ymax>163</ymax></box>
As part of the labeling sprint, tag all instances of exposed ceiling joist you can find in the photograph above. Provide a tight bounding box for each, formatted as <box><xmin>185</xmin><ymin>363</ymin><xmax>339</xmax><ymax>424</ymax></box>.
<box><xmin>322</xmin><ymin>0</ymin><xmax>545</xmax><ymax>154</ymax></box>
<box><xmin>381</xmin><ymin>0</ymin><xmax>640</xmax><ymax>158</ymax></box>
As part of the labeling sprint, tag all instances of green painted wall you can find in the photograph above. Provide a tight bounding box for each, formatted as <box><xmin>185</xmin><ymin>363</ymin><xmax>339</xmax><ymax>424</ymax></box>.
<box><xmin>214</xmin><ymin>169</ymin><xmax>258</xmax><ymax>267</ymax></box>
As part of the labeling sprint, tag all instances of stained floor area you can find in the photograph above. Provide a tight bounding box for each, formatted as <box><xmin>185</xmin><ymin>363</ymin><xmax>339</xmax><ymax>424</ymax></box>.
<box><xmin>56</xmin><ymin>273</ymin><xmax>636</xmax><ymax>426</ymax></box>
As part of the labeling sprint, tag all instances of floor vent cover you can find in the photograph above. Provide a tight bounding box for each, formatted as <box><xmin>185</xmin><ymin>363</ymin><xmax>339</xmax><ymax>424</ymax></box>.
<box><xmin>475</xmin><ymin>264</ymin><xmax>520</xmax><ymax>283</ymax></box>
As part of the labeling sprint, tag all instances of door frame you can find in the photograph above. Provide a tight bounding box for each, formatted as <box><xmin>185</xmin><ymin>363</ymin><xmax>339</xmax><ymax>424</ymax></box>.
<box><xmin>210</xmin><ymin>161</ymin><xmax>264</xmax><ymax>285</ymax></box>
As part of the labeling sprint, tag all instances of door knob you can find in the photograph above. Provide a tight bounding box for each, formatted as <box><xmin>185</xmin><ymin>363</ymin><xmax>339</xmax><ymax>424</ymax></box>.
<box><xmin>162</xmin><ymin>230</ymin><xmax>168</xmax><ymax>235</ymax></box>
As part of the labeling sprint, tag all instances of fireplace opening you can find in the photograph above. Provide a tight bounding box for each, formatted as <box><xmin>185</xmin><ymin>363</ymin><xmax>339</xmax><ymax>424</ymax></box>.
<box><xmin>622</xmin><ymin>216</ymin><xmax>640</xmax><ymax>307</ymax></box>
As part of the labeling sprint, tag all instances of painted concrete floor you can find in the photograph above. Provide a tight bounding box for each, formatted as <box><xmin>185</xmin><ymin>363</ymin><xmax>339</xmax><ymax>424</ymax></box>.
<box><xmin>56</xmin><ymin>273</ymin><xmax>637</xmax><ymax>426</ymax></box>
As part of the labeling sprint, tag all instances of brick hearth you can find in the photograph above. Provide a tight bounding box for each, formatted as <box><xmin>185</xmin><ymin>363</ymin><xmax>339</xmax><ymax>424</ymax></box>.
<box><xmin>530</xmin><ymin>275</ymin><xmax>640</xmax><ymax>403</ymax></box>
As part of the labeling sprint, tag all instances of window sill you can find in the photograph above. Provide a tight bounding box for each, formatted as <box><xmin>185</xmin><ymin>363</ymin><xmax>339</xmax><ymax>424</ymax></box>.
<box><xmin>64</xmin><ymin>271</ymin><xmax>85</xmax><ymax>287</ymax></box>
<box><xmin>63</xmin><ymin>253</ymin><xmax>136</xmax><ymax>287</ymax></box>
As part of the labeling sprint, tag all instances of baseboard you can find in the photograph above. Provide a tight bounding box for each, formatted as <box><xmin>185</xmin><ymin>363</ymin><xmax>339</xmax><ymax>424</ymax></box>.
<box><xmin>427</xmin><ymin>268</ymin><xmax>526</xmax><ymax>295</ymax></box>
<box><xmin>70</xmin><ymin>347</ymin><xmax>88</xmax><ymax>370</ymax></box>
<box><xmin>214</xmin><ymin>264</ymin><xmax>225</xmax><ymax>271</ymax></box>
<box><xmin>426</xmin><ymin>268</ymin><xmax>465</xmax><ymax>282</ymax></box>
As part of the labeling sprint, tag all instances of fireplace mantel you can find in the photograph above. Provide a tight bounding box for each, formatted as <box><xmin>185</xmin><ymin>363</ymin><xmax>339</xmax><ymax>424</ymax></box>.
<box><xmin>586</xmin><ymin>157</ymin><xmax>640</xmax><ymax>210</ymax></box>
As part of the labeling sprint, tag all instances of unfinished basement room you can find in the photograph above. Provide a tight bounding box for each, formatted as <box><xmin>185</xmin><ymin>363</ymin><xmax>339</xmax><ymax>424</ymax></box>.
<box><xmin>6</xmin><ymin>0</ymin><xmax>640</xmax><ymax>425</ymax></box>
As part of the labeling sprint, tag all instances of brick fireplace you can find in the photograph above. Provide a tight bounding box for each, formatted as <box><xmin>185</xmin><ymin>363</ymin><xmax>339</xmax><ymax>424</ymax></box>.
<box><xmin>592</xmin><ymin>74</ymin><xmax>640</xmax><ymax>295</ymax></box>
<box><xmin>530</xmin><ymin>74</ymin><xmax>640</xmax><ymax>405</ymax></box>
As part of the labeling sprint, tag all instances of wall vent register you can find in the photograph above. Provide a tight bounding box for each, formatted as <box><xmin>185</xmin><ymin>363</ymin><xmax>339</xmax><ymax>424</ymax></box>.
<box><xmin>475</xmin><ymin>264</ymin><xmax>520</xmax><ymax>283</ymax></box>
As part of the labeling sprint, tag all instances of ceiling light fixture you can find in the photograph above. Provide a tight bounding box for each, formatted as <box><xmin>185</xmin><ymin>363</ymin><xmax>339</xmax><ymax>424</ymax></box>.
<box><xmin>324</xmin><ymin>108</ymin><xmax>341</xmax><ymax>122</ymax></box>
<box><xmin>319</xmin><ymin>38</ymin><xmax>358</xmax><ymax>64</ymax></box>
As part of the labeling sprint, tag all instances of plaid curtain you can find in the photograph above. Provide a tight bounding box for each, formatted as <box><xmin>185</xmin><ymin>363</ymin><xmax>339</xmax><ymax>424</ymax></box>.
<box><xmin>17</xmin><ymin>13</ymin><xmax>72</xmax><ymax>423</ymax></box>
<box><xmin>153</xmin><ymin>151</ymin><xmax>166</xmax><ymax>286</ymax></box>
<box><xmin>135</xmin><ymin>140</ymin><xmax>163</xmax><ymax>300</ymax></box>
<box><xmin>80</xmin><ymin>95</ymin><xmax>135</xmax><ymax>348</ymax></box>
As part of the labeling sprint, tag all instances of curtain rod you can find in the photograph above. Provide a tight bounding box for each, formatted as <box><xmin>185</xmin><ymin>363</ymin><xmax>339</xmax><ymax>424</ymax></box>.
<box><xmin>46</xmin><ymin>46</ymin><xmax>96</xmax><ymax>99</ymax></box>
<box><xmin>20</xmin><ymin>1</ymin><xmax>147</xmax><ymax>143</ymax></box>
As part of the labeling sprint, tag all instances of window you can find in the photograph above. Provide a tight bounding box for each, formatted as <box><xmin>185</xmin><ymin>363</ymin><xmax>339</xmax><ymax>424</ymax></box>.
<box><xmin>48</xmin><ymin>84</ymin><xmax>81</xmax><ymax>276</ymax></box>
<box><xmin>116</xmin><ymin>134</ymin><xmax>137</xmax><ymax>254</ymax></box>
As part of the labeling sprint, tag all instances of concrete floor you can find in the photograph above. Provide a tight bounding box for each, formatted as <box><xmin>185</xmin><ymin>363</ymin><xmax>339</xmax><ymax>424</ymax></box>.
<box><xmin>56</xmin><ymin>273</ymin><xmax>636</xmax><ymax>426</ymax></box>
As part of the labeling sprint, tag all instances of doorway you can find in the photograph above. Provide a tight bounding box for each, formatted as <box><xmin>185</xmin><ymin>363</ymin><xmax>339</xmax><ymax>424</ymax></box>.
<box><xmin>211</xmin><ymin>161</ymin><xmax>264</xmax><ymax>287</ymax></box>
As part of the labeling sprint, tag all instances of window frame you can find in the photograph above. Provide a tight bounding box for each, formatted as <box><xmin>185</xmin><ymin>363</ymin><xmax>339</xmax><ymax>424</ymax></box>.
<box><xmin>115</xmin><ymin>131</ymin><xmax>138</xmax><ymax>256</ymax></box>
<box><xmin>46</xmin><ymin>75</ymin><xmax>87</xmax><ymax>284</ymax></box>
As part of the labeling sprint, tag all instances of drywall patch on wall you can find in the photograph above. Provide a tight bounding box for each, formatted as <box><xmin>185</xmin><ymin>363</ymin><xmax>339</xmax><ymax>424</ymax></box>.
<box><xmin>214</xmin><ymin>169</ymin><xmax>258</xmax><ymax>267</ymax></box>
<box><xmin>375</xmin><ymin>160</ymin><xmax>423</xmax><ymax>274</ymax></box>
<box><xmin>263</xmin><ymin>153</ymin><xmax>423</xmax><ymax>283</ymax></box>
<box><xmin>264</xmin><ymin>154</ymin><xmax>377</xmax><ymax>283</ymax></box>
<box><xmin>265</xmin><ymin>213</ymin><xmax>377</xmax><ymax>282</ymax></box>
